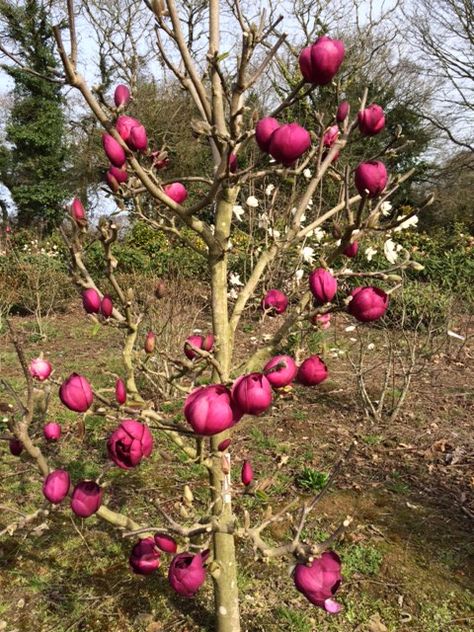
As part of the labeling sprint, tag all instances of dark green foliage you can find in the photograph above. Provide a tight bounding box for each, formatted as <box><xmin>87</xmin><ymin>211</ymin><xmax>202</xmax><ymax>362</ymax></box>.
<box><xmin>0</xmin><ymin>0</ymin><xmax>68</xmax><ymax>232</ymax></box>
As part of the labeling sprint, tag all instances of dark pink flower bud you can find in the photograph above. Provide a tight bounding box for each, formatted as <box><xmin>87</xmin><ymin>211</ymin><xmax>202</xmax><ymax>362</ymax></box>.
<box><xmin>261</xmin><ymin>289</ymin><xmax>288</xmax><ymax>315</ymax></box>
<box><xmin>100</xmin><ymin>295</ymin><xmax>113</xmax><ymax>318</ymax></box>
<box><xmin>184</xmin><ymin>384</ymin><xmax>242</xmax><ymax>435</ymax></box>
<box><xmin>184</xmin><ymin>334</ymin><xmax>214</xmax><ymax>360</ymax></box>
<box><xmin>43</xmin><ymin>422</ymin><xmax>61</xmax><ymax>441</ymax></box>
<box><xmin>358</xmin><ymin>104</ymin><xmax>385</xmax><ymax>136</ymax></box>
<box><xmin>82</xmin><ymin>288</ymin><xmax>101</xmax><ymax>314</ymax></box>
<box><xmin>228</xmin><ymin>153</ymin><xmax>237</xmax><ymax>173</ymax></box>
<box><xmin>116</xmin><ymin>115</ymin><xmax>141</xmax><ymax>142</ymax></box>
<box><xmin>268</xmin><ymin>123</ymin><xmax>311</xmax><ymax>166</ymax></box>
<box><xmin>59</xmin><ymin>373</ymin><xmax>93</xmax><ymax>413</ymax></box>
<box><xmin>217</xmin><ymin>438</ymin><xmax>231</xmax><ymax>452</ymax></box>
<box><xmin>102</xmin><ymin>133</ymin><xmax>126</xmax><ymax>168</ymax></box>
<box><xmin>309</xmin><ymin>268</ymin><xmax>338</xmax><ymax>305</ymax></box>
<box><xmin>168</xmin><ymin>550</ymin><xmax>209</xmax><ymax>597</ymax></box>
<box><xmin>241</xmin><ymin>460</ymin><xmax>253</xmax><ymax>486</ymax></box>
<box><xmin>154</xmin><ymin>533</ymin><xmax>177</xmax><ymax>554</ymax></box>
<box><xmin>107</xmin><ymin>419</ymin><xmax>153</xmax><ymax>469</ymax></box>
<box><xmin>129</xmin><ymin>537</ymin><xmax>160</xmax><ymax>575</ymax></box>
<box><xmin>43</xmin><ymin>469</ymin><xmax>70</xmax><ymax>504</ymax></box>
<box><xmin>70</xmin><ymin>481</ymin><xmax>103</xmax><ymax>517</ymax></box>
<box><xmin>29</xmin><ymin>357</ymin><xmax>52</xmax><ymax>381</ymax></box>
<box><xmin>9</xmin><ymin>438</ymin><xmax>23</xmax><ymax>456</ymax></box>
<box><xmin>144</xmin><ymin>331</ymin><xmax>156</xmax><ymax>354</ymax></box>
<box><xmin>336</xmin><ymin>101</ymin><xmax>350</xmax><ymax>123</ymax></box>
<box><xmin>294</xmin><ymin>551</ymin><xmax>342</xmax><ymax>613</ymax></box>
<box><xmin>108</xmin><ymin>166</ymin><xmax>128</xmax><ymax>184</ymax></box>
<box><xmin>297</xmin><ymin>356</ymin><xmax>328</xmax><ymax>386</ymax></box>
<box><xmin>128</xmin><ymin>124</ymin><xmax>148</xmax><ymax>152</ymax></box>
<box><xmin>347</xmin><ymin>286</ymin><xmax>389</xmax><ymax>322</ymax></box>
<box><xmin>299</xmin><ymin>36</ymin><xmax>345</xmax><ymax>85</ymax></box>
<box><xmin>354</xmin><ymin>161</ymin><xmax>388</xmax><ymax>198</ymax></box>
<box><xmin>323</xmin><ymin>125</ymin><xmax>339</xmax><ymax>148</ymax></box>
<box><xmin>255</xmin><ymin>117</ymin><xmax>280</xmax><ymax>152</ymax></box>
<box><xmin>114</xmin><ymin>84</ymin><xmax>131</xmax><ymax>107</ymax></box>
<box><xmin>263</xmin><ymin>355</ymin><xmax>298</xmax><ymax>388</ymax></box>
<box><xmin>343</xmin><ymin>241</ymin><xmax>359</xmax><ymax>258</ymax></box>
<box><xmin>71</xmin><ymin>198</ymin><xmax>86</xmax><ymax>224</ymax></box>
<box><xmin>106</xmin><ymin>171</ymin><xmax>119</xmax><ymax>192</ymax></box>
<box><xmin>115</xmin><ymin>378</ymin><xmax>127</xmax><ymax>405</ymax></box>
<box><xmin>231</xmin><ymin>373</ymin><xmax>272</xmax><ymax>416</ymax></box>
<box><xmin>164</xmin><ymin>182</ymin><xmax>188</xmax><ymax>204</ymax></box>
<box><xmin>151</xmin><ymin>150</ymin><xmax>169</xmax><ymax>170</ymax></box>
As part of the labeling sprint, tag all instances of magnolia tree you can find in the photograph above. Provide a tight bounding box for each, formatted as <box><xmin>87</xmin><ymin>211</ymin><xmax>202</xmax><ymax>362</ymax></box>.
<box><xmin>2</xmin><ymin>1</ymin><xmax>433</xmax><ymax>630</ymax></box>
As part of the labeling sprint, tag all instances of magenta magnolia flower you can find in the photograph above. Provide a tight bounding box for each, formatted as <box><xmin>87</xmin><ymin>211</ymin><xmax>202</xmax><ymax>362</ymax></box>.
<box><xmin>294</xmin><ymin>551</ymin><xmax>342</xmax><ymax>613</ymax></box>
<box><xmin>217</xmin><ymin>438</ymin><xmax>231</xmax><ymax>452</ymax></box>
<box><xmin>115</xmin><ymin>378</ymin><xmax>127</xmax><ymax>405</ymax></box>
<box><xmin>231</xmin><ymin>373</ymin><xmax>272</xmax><ymax>415</ymax></box>
<box><xmin>102</xmin><ymin>133</ymin><xmax>126</xmax><ymax>168</ymax></box>
<box><xmin>261</xmin><ymin>289</ymin><xmax>288</xmax><ymax>315</ymax></box>
<box><xmin>299</xmin><ymin>36</ymin><xmax>345</xmax><ymax>85</ymax></box>
<box><xmin>71</xmin><ymin>198</ymin><xmax>86</xmax><ymax>223</ymax></box>
<box><xmin>128</xmin><ymin>124</ymin><xmax>148</xmax><ymax>152</ymax></box>
<box><xmin>309</xmin><ymin>268</ymin><xmax>338</xmax><ymax>305</ymax></box>
<box><xmin>108</xmin><ymin>166</ymin><xmax>128</xmax><ymax>184</ymax></box>
<box><xmin>43</xmin><ymin>422</ymin><xmax>61</xmax><ymax>441</ymax></box>
<box><xmin>107</xmin><ymin>419</ymin><xmax>153</xmax><ymax>470</ymax></box>
<box><xmin>129</xmin><ymin>537</ymin><xmax>161</xmax><ymax>575</ymax></box>
<box><xmin>144</xmin><ymin>331</ymin><xmax>156</xmax><ymax>354</ymax></box>
<box><xmin>70</xmin><ymin>481</ymin><xmax>103</xmax><ymax>518</ymax></box>
<box><xmin>154</xmin><ymin>533</ymin><xmax>177</xmax><ymax>554</ymax></box>
<box><xmin>114</xmin><ymin>84</ymin><xmax>130</xmax><ymax>107</ymax></box>
<box><xmin>168</xmin><ymin>550</ymin><xmax>210</xmax><ymax>597</ymax></box>
<box><xmin>263</xmin><ymin>355</ymin><xmax>298</xmax><ymax>388</ymax></box>
<box><xmin>336</xmin><ymin>101</ymin><xmax>350</xmax><ymax>123</ymax></box>
<box><xmin>228</xmin><ymin>153</ymin><xmax>237</xmax><ymax>173</ymax></box>
<box><xmin>358</xmin><ymin>104</ymin><xmax>385</xmax><ymax>136</ymax></box>
<box><xmin>116</xmin><ymin>115</ymin><xmax>141</xmax><ymax>141</ymax></box>
<box><xmin>268</xmin><ymin>123</ymin><xmax>311</xmax><ymax>166</ymax></box>
<box><xmin>29</xmin><ymin>357</ymin><xmax>52</xmax><ymax>381</ymax></box>
<box><xmin>43</xmin><ymin>469</ymin><xmax>70</xmax><ymax>504</ymax></box>
<box><xmin>323</xmin><ymin>125</ymin><xmax>339</xmax><ymax>148</ymax></box>
<box><xmin>82</xmin><ymin>288</ymin><xmax>101</xmax><ymax>314</ymax></box>
<box><xmin>59</xmin><ymin>373</ymin><xmax>93</xmax><ymax>413</ymax></box>
<box><xmin>348</xmin><ymin>286</ymin><xmax>389</xmax><ymax>322</ymax></box>
<box><xmin>9</xmin><ymin>438</ymin><xmax>23</xmax><ymax>456</ymax></box>
<box><xmin>343</xmin><ymin>241</ymin><xmax>359</xmax><ymax>258</ymax></box>
<box><xmin>354</xmin><ymin>161</ymin><xmax>388</xmax><ymax>198</ymax></box>
<box><xmin>241</xmin><ymin>460</ymin><xmax>253</xmax><ymax>486</ymax></box>
<box><xmin>255</xmin><ymin>117</ymin><xmax>280</xmax><ymax>152</ymax></box>
<box><xmin>164</xmin><ymin>182</ymin><xmax>188</xmax><ymax>204</ymax></box>
<box><xmin>100</xmin><ymin>295</ymin><xmax>113</xmax><ymax>318</ymax></box>
<box><xmin>297</xmin><ymin>356</ymin><xmax>328</xmax><ymax>386</ymax></box>
<box><xmin>184</xmin><ymin>384</ymin><xmax>242</xmax><ymax>435</ymax></box>
<box><xmin>184</xmin><ymin>334</ymin><xmax>214</xmax><ymax>360</ymax></box>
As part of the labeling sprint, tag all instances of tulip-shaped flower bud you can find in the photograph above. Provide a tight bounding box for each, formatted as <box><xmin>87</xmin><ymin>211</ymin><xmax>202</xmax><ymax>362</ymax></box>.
<box><xmin>164</xmin><ymin>182</ymin><xmax>188</xmax><ymax>204</ymax></box>
<box><xmin>154</xmin><ymin>533</ymin><xmax>177</xmax><ymax>554</ymax></box>
<box><xmin>114</xmin><ymin>84</ymin><xmax>131</xmax><ymax>107</ymax></box>
<box><xmin>115</xmin><ymin>115</ymin><xmax>141</xmax><ymax>142</ymax></box>
<box><xmin>100</xmin><ymin>295</ymin><xmax>113</xmax><ymax>318</ymax></box>
<box><xmin>102</xmin><ymin>133</ymin><xmax>126</xmax><ymax>168</ymax></box>
<box><xmin>29</xmin><ymin>357</ymin><xmax>52</xmax><ymax>381</ymax></box>
<box><xmin>9</xmin><ymin>438</ymin><xmax>23</xmax><ymax>456</ymax></box>
<box><xmin>336</xmin><ymin>101</ymin><xmax>350</xmax><ymax>123</ymax></box>
<box><xmin>268</xmin><ymin>123</ymin><xmax>311</xmax><ymax>166</ymax></box>
<box><xmin>313</xmin><ymin>313</ymin><xmax>331</xmax><ymax>330</ymax></box>
<box><xmin>107</xmin><ymin>419</ymin><xmax>153</xmax><ymax>469</ymax></box>
<box><xmin>241</xmin><ymin>460</ymin><xmax>254</xmax><ymax>486</ymax></box>
<box><xmin>217</xmin><ymin>438</ymin><xmax>231</xmax><ymax>452</ymax></box>
<box><xmin>297</xmin><ymin>356</ymin><xmax>328</xmax><ymax>386</ymax></box>
<box><xmin>43</xmin><ymin>469</ymin><xmax>70</xmax><ymax>504</ymax></box>
<box><xmin>355</xmin><ymin>161</ymin><xmax>388</xmax><ymax>198</ymax></box>
<box><xmin>128</xmin><ymin>124</ymin><xmax>148</xmax><ymax>152</ymax></box>
<box><xmin>255</xmin><ymin>117</ymin><xmax>280</xmax><ymax>152</ymax></box>
<box><xmin>106</xmin><ymin>171</ymin><xmax>119</xmax><ymax>192</ymax></box>
<box><xmin>43</xmin><ymin>422</ymin><xmax>61</xmax><ymax>441</ymax></box>
<box><xmin>358</xmin><ymin>104</ymin><xmax>385</xmax><ymax>136</ymax></box>
<box><xmin>299</xmin><ymin>36</ymin><xmax>345</xmax><ymax>85</ymax></box>
<box><xmin>228</xmin><ymin>153</ymin><xmax>237</xmax><ymax>173</ymax></box>
<box><xmin>184</xmin><ymin>334</ymin><xmax>214</xmax><ymax>360</ymax></box>
<box><xmin>144</xmin><ymin>331</ymin><xmax>156</xmax><ymax>354</ymax></box>
<box><xmin>231</xmin><ymin>373</ymin><xmax>272</xmax><ymax>415</ymax></box>
<box><xmin>70</xmin><ymin>481</ymin><xmax>103</xmax><ymax>518</ymax></box>
<box><xmin>293</xmin><ymin>551</ymin><xmax>342</xmax><ymax>613</ymax></box>
<box><xmin>129</xmin><ymin>537</ymin><xmax>161</xmax><ymax>575</ymax></box>
<box><xmin>59</xmin><ymin>373</ymin><xmax>93</xmax><ymax>413</ymax></box>
<box><xmin>115</xmin><ymin>378</ymin><xmax>127</xmax><ymax>405</ymax></box>
<box><xmin>261</xmin><ymin>289</ymin><xmax>288</xmax><ymax>315</ymax></box>
<box><xmin>309</xmin><ymin>268</ymin><xmax>338</xmax><ymax>305</ymax></box>
<box><xmin>82</xmin><ymin>288</ymin><xmax>101</xmax><ymax>314</ymax></box>
<box><xmin>107</xmin><ymin>166</ymin><xmax>128</xmax><ymax>186</ymax></box>
<box><xmin>263</xmin><ymin>355</ymin><xmax>298</xmax><ymax>388</ymax></box>
<box><xmin>323</xmin><ymin>125</ymin><xmax>339</xmax><ymax>148</ymax></box>
<box><xmin>71</xmin><ymin>198</ymin><xmax>86</xmax><ymax>225</ymax></box>
<box><xmin>154</xmin><ymin>279</ymin><xmax>166</xmax><ymax>299</ymax></box>
<box><xmin>168</xmin><ymin>550</ymin><xmax>209</xmax><ymax>597</ymax></box>
<box><xmin>184</xmin><ymin>384</ymin><xmax>242</xmax><ymax>435</ymax></box>
<box><xmin>343</xmin><ymin>241</ymin><xmax>359</xmax><ymax>258</ymax></box>
<box><xmin>347</xmin><ymin>286</ymin><xmax>389</xmax><ymax>322</ymax></box>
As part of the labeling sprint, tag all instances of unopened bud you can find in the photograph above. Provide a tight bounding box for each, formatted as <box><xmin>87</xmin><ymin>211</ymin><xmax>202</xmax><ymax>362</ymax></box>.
<box><xmin>409</xmin><ymin>261</ymin><xmax>425</xmax><ymax>271</ymax></box>
<box><xmin>183</xmin><ymin>485</ymin><xmax>194</xmax><ymax>505</ymax></box>
<box><xmin>387</xmin><ymin>274</ymin><xmax>402</xmax><ymax>282</ymax></box>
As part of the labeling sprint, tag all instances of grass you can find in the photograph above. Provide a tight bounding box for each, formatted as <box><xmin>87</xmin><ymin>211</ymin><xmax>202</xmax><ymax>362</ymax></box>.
<box><xmin>295</xmin><ymin>467</ymin><xmax>329</xmax><ymax>492</ymax></box>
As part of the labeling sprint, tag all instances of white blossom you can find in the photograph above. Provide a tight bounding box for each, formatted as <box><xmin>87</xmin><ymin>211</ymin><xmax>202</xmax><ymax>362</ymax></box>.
<box><xmin>232</xmin><ymin>205</ymin><xmax>245</xmax><ymax>221</ymax></box>
<box><xmin>301</xmin><ymin>246</ymin><xmax>315</xmax><ymax>265</ymax></box>
<box><xmin>365</xmin><ymin>246</ymin><xmax>378</xmax><ymax>262</ymax></box>
<box><xmin>367</xmin><ymin>343</ymin><xmax>375</xmax><ymax>351</ymax></box>
<box><xmin>267</xmin><ymin>227</ymin><xmax>281</xmax><ymax>239</ymax></box>
<box><xmin>246</xmin><ymin>195</ymin><xmax>259</xmax><ymax>208</ymax></box>
<box><xmin>265</xmin><ymin>184</ymin><xmax>275</xmax><ymax>196</ymax></box>
<box><xmin>229</xmin><ymin>272</ymin><xmax>243</xmax><ymax>286</ymax></box>
<box><xmin>345</xmin><ymin>325</ymin><xmax>357</xmax><ymax>332</ymax></box>
<box><xmin>294</xmin><ymin>269</ymin><xmax>305</xmax><ymax>284</ymax></box>
<box><xmin>394</xmin><ymin>215</ymin><xmax>419</xmax><ymax>231</ymax></box>
<box><xmin>303</xmin><ymin>168</ymin><xmax>312</xmax><ymax>179</ymax></box>
<box><xmin>312</xmin><ymin>227</ymin><xmax>326</xmax><ymax>243</ymax></box>
<box><xmin>258</xmin><ymin>213</ymin><xmax>270</xmax><ymax>229</ymax></box>
<box><xmin>228</xmin><ymin>288</ymin><xmax>239</xmax><ymax>299</ymax></box>
<box><xmin>380</xmin><ymin>201</ymin><xmax>393</xmax><ymax>216</ymax></box>
<box><xmin>383</xmin><ymin>238</ymin><xmax>402</xmax><ymax>264</ymax></box>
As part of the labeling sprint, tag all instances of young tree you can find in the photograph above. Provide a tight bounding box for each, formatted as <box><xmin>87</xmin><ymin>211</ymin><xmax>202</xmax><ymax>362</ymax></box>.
<box><xmin>2</xmin><ymin>2</ymin><xmax>433</xmax><ymax>631</ymax></box>
<box><xmin>0</xmin><ymin>0</ymin><xmax>69</xmax><ymax>231</ymax></box>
